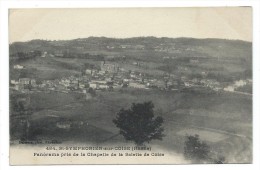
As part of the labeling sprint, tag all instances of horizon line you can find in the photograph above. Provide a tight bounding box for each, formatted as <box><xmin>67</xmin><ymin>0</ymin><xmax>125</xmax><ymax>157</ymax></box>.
<box><xmin>9</xmin><ymin>36</ymin><xmax>252</xmax><ymax>44</ymax></box>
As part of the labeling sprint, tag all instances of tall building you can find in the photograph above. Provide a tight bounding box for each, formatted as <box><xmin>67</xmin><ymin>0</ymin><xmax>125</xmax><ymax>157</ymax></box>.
<box><xmin>100</xmin><ymin>61</ymin><xmax>119</xmax><ymax>73</ymax></box>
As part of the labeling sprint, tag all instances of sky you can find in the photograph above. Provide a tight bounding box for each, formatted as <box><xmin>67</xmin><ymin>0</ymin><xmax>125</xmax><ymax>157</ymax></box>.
<box><xmin>9</xmin><ymin>7</ymin><xmax>252</xmax><ymax>43</ymax></box>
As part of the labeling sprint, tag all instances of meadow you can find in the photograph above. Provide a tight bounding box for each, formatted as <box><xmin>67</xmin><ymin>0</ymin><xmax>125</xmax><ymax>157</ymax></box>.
<box><xmin>10</xmin><ymin>87</ymin><xmax>252</xmax><ymax>163</ymax></box>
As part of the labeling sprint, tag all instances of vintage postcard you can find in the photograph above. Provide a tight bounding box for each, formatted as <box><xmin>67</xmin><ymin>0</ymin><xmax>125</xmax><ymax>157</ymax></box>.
<box><xmin>9</xmin><ymin>7</ymin><xmax>252</xmax><ymax>165</ymax></box>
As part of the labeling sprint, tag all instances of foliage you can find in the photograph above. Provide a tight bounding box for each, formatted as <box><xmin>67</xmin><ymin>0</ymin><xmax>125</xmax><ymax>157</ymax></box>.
<box><xmin>236</xmin><ymin>83</ymin><xmax>252</xmax><ymax>94</ymax></box>
<box><xmin>113</xmin><ymin>101</ymin><xmax>164</xmax><ymax>145</ymax></box>
<box><xmin>88</xmin><ymin>87</ymin><xmax>96</xmax><ymax>97</ymax></box>
<box><xmin>214</xmin><ymin>155</ymin><xmax>226</xmax><ymax>164</ymax></box>
<box><xmin>11</xmin><ymin>100</ymin><xmax>25</xmax><ymax>113</ymax></box>
<box><xmin>184</xmin><ymin>134</ymin><xmax>210</xmax><ymax>162</ymax></box>
<box><xmin>24</xmin><ymin>84</ymin><xmax>33</xmax><ymax>91</ymax></box>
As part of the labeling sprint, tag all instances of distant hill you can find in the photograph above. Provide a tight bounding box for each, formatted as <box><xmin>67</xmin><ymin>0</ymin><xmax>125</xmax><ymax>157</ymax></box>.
<box><xmin>10</xmin><ymin>37</ymin><xmax>252</xmax><ymax>60</ymax></box>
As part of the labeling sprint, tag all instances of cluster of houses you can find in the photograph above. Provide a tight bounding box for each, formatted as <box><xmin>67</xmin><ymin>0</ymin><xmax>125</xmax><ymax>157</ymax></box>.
<box><xmin>13</xmin><ymin>65</ymin><xmax>24</xmax><ymax>69</ymax></box>
<box><xmin>10</xmin><ymin>61</ymin><xmax>252</xmax><ymax>95</ymax></box>
<box><xmin>154</xmin><ymin>44</ymin><xmax>181</xmax><ymax>53</ymax></box>
<box><xmin>106</xmin><ymin>44</ymin><xmax>145</xmax><ymax>50</ymax></box>
<box><xmin>10</xmin><ymin>61</ymin><xmax>178</xmax><ymax>94</ymax></box>
<box><xmin>224</xmin><ymin>79</ymin><xmax>252</xmax><ymax>92</ymax></box>
<box><xmin>10</xmin><ymin>78</ymin><xmax>36</xmax><ymax>92</ymax></box>
<box><xmin>182</xmin><ymin>77</ymin><xmax>222</xmax><ymax>92</ymax></box>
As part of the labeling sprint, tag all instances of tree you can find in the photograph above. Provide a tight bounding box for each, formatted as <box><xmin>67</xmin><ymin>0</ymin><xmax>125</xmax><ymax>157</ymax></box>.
<box><xmin>11</xmin><ymin>100</ymin><xmax>25</xmax><ymax>113</ymax></box>
<box><xmin>183</xmin><ymin>134</ymin><xmax>226</xmax><ymax>163</ymax></box>
<box><xmin>88</xmin><ymin>87</ymin><xmax>96</xmax><ymax>97</ymax></box>
<box><xmin>184</xmin><ymin>134</ymin><xmax>210</xmax><ymax>162</ymax></box>
<box><xmin>113</xmin><ymin>101</ymin><xmax>164</xmax><ymax>145</ymax></box>
<box><xmin>24</xmin><ymin>84</ymin><xmax>33</xmax><ymax>91</ymax></box>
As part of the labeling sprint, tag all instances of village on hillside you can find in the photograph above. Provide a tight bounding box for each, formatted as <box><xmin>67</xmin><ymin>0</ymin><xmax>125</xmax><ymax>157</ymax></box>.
<box><xmin>10</xmin><ymin>51</ymin><xmax>252</xmax><ymax>96</ymax></box>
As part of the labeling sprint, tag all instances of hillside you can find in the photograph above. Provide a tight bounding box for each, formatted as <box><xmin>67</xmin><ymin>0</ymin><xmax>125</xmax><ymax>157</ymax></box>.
<box><xmin>9</xmin><ymin>37</ymin><xmax>252</xmax><ymax>82</ymax></box>
<box><xmin>10</xmin><ymin>37</ymin><xmax>252</xmax><ymax>59</ymax></box>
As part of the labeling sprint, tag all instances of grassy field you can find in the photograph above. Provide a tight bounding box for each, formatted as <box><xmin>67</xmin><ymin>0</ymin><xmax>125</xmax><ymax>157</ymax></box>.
<box><xmin>10</xmin><ymin>87</ymin><xmax>252</xmax><ymax>163</ymax></box>
<box><xmin>10</xmin><ymin>57</ymin><xmax>82</xmax><ymax>80</ymax></box>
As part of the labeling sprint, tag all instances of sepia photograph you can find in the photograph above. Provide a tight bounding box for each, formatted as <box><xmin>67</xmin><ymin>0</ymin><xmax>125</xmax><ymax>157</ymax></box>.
<box><xmin>8</xmin><ymin>7</ymin><xmax>252</xmax><ymax>165</ymax></box>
